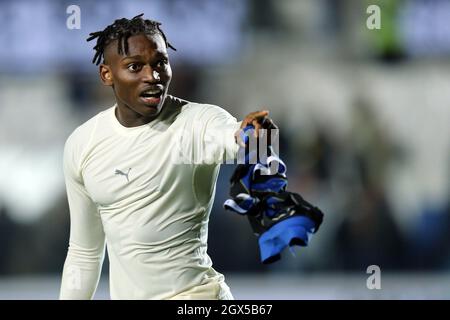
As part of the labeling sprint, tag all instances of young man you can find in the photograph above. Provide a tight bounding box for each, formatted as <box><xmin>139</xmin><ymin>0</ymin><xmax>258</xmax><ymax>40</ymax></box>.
<box><xmin>59</xmin><ymin>14</ymin><xmax>274</xmax><ymax>300</ymax></box>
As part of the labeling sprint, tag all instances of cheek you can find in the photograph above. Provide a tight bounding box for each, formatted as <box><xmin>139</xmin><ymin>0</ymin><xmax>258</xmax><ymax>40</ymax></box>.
<box><xmin>163</xmin><ymin>65</ymin><xmax>172</xmax><ymax>83</ymax></box>
<box><xmin>114</xmin><ymin>73</ymin><xmax>138</xmax><ymax>96</ymax></box>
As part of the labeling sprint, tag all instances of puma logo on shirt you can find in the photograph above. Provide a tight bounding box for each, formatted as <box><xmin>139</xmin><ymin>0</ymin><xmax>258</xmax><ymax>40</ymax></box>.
<box><xmin>115</xmin><ymin>168</ymin><xmax>131</xmax><ymax>182</ymax></box>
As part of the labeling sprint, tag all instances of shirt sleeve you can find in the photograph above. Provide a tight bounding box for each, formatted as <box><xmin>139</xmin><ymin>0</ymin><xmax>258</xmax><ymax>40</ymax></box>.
<box><xmin>197</xmin><ymin>105</ymin><xmax>242</xmax><ymax>164</ymax></box>
<box><xmin>59</xmin><ymin>133</ymin><xmax>106</xmax><ymax>300</ymax></box>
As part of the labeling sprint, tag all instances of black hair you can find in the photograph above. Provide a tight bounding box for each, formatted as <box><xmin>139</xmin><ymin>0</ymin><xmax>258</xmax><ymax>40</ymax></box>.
<box><xmin>86</xmin><ymin>13</ymin><xmax>176</xmax><ymax>65</ymax></box>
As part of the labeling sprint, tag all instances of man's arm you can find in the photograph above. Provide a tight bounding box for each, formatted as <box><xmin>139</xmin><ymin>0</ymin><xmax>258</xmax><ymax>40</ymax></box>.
<box><xmin>200</xmin><ymin>107</ymin><xmax>275</xmax><ymax>164</ymax></box>
<box><xmin>59</xmin><ymin>137</ymin><xmax>105</xmax><ymax>300</ymax></box>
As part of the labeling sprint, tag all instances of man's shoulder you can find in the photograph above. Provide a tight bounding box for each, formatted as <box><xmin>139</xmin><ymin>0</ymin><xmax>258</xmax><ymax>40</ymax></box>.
<box><xmin>172</xmin><ymin>96</ymin><xmax>234</xmax><ymax>120</ymax></box>
<box><xmin>65</xmin><ymin>106</ymin><xmax>113</xmax><ymax>149</ymax></box>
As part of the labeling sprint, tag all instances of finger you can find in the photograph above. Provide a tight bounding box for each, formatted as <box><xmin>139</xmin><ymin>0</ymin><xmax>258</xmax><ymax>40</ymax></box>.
<box><xmin>253</xmin><ymin>111</ymin><xmax>269</xmax><ymax>120</ymax></box>
<box><xmin>260</xmin><ymin>110</ymin><xmax>270</xmax><ymax>118</ymax></box>
<box><xmin>240</xmin><ymin>118</ymin><xmax>250</xmax><ymax>129</ymax></box>
<box><xmin>241</xmin><ymin>110</ymin><xmax>269</xmax><ymax>127</ymax></box>
<box><xmin>252</xmin><ymin>119</ymin><xmax>260</xmax><ymax>138</ymax></box>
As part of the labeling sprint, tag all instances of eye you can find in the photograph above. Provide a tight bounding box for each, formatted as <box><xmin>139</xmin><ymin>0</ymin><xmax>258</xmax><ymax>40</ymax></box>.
<box><xmin>156</xmin><ymin>59</ymin><xmax>168</xmax><ymax>68</ymax></box>
<box><xmin>127</xmin><ymin>63</ymin><xmax>142</xmax><ymax>72</ymax></box>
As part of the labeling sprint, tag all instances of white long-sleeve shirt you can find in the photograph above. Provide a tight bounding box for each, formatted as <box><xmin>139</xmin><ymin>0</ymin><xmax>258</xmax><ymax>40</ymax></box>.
<box><xmin>60</xmin><ymin>95</ymin><xmax>240</xmax><ymax>299</ymax></box>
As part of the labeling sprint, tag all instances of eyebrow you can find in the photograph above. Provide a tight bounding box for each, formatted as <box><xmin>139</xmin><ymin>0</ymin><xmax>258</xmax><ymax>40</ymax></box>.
<box><xmin>121</xmin><ymin>53</ymin><xmax>169</xmax><ymax>62</ymax></box>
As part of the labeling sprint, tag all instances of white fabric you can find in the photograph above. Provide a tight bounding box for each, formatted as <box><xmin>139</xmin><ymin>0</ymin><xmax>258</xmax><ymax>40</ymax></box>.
<box><xmin>59</xmin><ymin>95</ymin><xmax>240</xmax><ymax>299</ymax></box>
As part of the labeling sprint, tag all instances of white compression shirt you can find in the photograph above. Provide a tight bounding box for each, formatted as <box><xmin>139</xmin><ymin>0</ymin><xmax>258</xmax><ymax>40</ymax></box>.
<box><xmin>59</xmin><ymin>95</ymin><xmax>241</xmax><ymax>299</ymax></box>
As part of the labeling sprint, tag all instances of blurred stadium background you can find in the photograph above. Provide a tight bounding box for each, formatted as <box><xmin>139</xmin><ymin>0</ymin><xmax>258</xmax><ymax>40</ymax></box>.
<box><xmin>0</xmin><ymin>0</ymin><xmax>449</xmax><ymax>299</ymax></box>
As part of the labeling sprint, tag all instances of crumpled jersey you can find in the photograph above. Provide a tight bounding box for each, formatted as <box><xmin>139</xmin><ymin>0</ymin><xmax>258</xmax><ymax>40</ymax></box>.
<box><xmin>224</xmin><ymin>125</ymin><xmax>324</xmax><ymax>264</ymax></box>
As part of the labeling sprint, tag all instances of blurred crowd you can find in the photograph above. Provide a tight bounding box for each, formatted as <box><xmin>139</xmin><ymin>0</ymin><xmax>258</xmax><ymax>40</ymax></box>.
<box><xmin>0</xmin><ymin>0</ymin><xmax>449</xmax><ymax>278</ymax></box>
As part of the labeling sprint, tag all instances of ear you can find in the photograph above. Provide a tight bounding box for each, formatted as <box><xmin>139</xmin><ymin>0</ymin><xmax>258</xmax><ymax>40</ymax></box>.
<box><xmin>99</xmin><ymin>64</ymin><xmax>113</xmax><ymax>86</ymax></box>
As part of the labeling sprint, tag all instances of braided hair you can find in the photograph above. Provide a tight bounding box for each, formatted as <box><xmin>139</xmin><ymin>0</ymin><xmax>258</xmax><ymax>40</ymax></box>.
<box><xmin>87</xmin><ymin>13</ymin><xmax>176</xmax><ymax>65</ymax></box>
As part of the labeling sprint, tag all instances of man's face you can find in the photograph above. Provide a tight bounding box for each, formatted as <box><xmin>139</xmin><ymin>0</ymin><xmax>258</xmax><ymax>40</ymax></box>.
<box><xmin>100</xmin><ymin>33</ymin><xmax>172</xmax><ymax>123</ymax></box>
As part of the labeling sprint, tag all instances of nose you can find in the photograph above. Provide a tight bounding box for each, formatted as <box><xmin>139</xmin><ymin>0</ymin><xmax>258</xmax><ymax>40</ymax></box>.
<box><xmin>142</xmin><ymin>65</ymin><xmax>160</xmax><ymax>83</ymax></box>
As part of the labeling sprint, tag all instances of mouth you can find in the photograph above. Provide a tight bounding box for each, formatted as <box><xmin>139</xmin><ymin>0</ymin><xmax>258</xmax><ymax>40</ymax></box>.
<box><xmin>139</xmin><ymin>87</ymin><xmax>164</xmax><ymax>106</ymax></box>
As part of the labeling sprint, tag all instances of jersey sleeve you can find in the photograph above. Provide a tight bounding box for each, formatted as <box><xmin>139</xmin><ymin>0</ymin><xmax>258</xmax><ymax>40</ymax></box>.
<box><xmin>59</xmin><ymin>132</ymin><xmax>106</xmax><ymax>300</ymax></box>
<box><xmin>196</xmin><ymin>105</ymin><xmax>242</xmax><ymax>164</ymax></box>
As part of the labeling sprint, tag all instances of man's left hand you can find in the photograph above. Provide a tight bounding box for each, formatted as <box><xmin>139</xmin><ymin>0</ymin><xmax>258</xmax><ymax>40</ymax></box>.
<box><xmin>236</xmin><ymin>110</ymin><xmax>278</xmax><ymax>147</ymax></box>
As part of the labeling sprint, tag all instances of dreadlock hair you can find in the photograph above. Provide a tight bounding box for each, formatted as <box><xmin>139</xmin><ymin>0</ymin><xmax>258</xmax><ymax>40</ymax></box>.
<box><xmin>86</xmin><ymin>13</ymin><xmax>176</xmax><ymax>65</ymax></box>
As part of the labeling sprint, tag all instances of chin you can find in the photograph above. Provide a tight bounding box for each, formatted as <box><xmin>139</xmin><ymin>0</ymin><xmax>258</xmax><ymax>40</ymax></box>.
<box><xmin>143</xmin><ymin>103</ymin><xmax>164</xmax><ymax>116</ymax></box>
<box><xmin>136</xmin><ymin>93</ymin><xmax>167</xmax><ymax>117</ymax></box>
<box><xmin>139</xmin><ymin>105</ymin><xmax>158</xmax><ymax>115</ymax></box>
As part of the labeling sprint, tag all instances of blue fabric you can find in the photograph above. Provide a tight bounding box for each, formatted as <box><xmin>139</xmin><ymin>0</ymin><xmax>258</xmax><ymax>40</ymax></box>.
<box><xmin>258</xmin><ymin>216</ymin><xmax>316</xmax><ymax>264</ymax></box>
<box><xmin>224</xmin><ymin>125</ymin><xmax>323</xmax><ymax>264</ymax></box>
<box><xmin>265</xmin><ymin>195</ymin><xmax>286</xmax><ymax>218</ymax></box>
<box><xmin>252</xmin><ymin>178</ymin><xmax>287</xmax><ymax>193</ymax></box>
<box><xmin>224</xmin><ymin>126</ymin><xmax>287</xmax><ymax>217</ymax></box>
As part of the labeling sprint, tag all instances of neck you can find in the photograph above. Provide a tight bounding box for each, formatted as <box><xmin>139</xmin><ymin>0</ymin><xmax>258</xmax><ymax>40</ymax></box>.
<box><xmin>115</xmin><ymin>103</ymin><xmax>161</xmax><ymax>128</ymax></box>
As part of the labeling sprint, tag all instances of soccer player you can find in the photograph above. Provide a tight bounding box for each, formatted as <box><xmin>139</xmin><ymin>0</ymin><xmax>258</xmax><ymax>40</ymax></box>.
<box><xmin>59</xmin><ymin>14</ymin><xmax>274</xmax><ymax>300</ymax></box>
